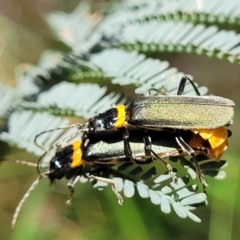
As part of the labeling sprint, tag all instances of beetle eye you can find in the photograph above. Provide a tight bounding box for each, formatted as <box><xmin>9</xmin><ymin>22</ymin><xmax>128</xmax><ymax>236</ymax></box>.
<box><xmin>55</xmin><ymin>160</ymin><xmax>61</xmax><ymax>169</ymax></box>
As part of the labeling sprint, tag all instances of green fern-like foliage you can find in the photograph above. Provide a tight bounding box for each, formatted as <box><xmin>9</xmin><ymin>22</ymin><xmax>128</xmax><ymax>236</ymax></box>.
<box><xmin>0</xmin><ymin>1</ymin><xmax>238</xmax><ymax>239</ymax></box>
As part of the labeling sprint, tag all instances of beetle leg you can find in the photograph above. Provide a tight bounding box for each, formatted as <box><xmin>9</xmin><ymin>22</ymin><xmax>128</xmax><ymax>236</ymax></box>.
<box><xmin>143</xmin><ymin>134</ymin><xmax>153</xmax><ymax>157</ymax></box>
<box><xmin>66</xmin><ymin>175</ymin><xmax>80</xmax><ymax>205</ymax></box>
<box><xmin>86</xmin><ymin>173</ymin><xmax>123</xmax><ymax>205</ymax></box>
<box><xmin>175</xmin><ymin>135</ymin><xmax>208</xmax><ymax>192</ymax></box>
<box><xmin>143</xmin><ymin>135</ymin><xmax>178</xmax><ymax>184</ymax></box>
<box><xmin>177</xmin><ymin>76</ymin><xmax>200</xmax><ymax>96</ymax></box>
<box><xmin>119</xmin><ymin>127</ymin><xmax>135</xmax><ymax>159</ymax></box>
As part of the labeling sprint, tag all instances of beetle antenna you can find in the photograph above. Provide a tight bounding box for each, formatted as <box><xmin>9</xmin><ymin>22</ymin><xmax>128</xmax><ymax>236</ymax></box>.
<box><xmin>11</xmin><ymin>172</ymin><xmax>50</xmax><ymax>231</ymax></box>
<box><xmin>34</xmin><ymin>123</ymin><xmax>86</xmax><ymax>150</ymax></box>
<box><xmin>4</xmin><ymin>158</ymin><xmax>38</xmax><ymax>168</ymax></box>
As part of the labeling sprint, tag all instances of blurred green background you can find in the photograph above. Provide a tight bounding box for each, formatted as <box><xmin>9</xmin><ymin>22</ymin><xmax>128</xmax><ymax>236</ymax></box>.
<box><xmin>0</xmin><ymin>1</ymin><xmax>240</xmax><ymax>240</ymax></box>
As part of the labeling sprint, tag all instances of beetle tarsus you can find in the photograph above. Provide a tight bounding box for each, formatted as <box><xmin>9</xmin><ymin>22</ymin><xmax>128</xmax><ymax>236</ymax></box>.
<box><xmin>111</xmin><ymin>184</ymin><xmax>124</xmax><ymax>205</ymax></box>
<box><xmin>199</xmin><ymin>174</ymin><xmax>208</xmax><ymax>192</ymax></box>
<box><xmin>66</xmin><ymin>176</ymin><xmax>80</xmax><ymax>205</ymax></box>
<box><xmin>169</xmin><ymin>170</ymin><xmax>178</xmax><ymax>184</ymax></box>
<box><xmin>86</xmin><ymin>173</ymin><xmax>124</xmax><ymax>205</ymax></box>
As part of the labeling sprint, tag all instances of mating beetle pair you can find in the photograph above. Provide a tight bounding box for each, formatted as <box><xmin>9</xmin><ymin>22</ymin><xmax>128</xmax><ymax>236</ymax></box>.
<box><xmin>11</xmin><ymin>76</ymin><xmax>234</xmax><ymax>230</ymax></box>
<box><xmin>41</xmin><ymin>76</ymin><xmax>233</xmax><ymax>191</ymax></box>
